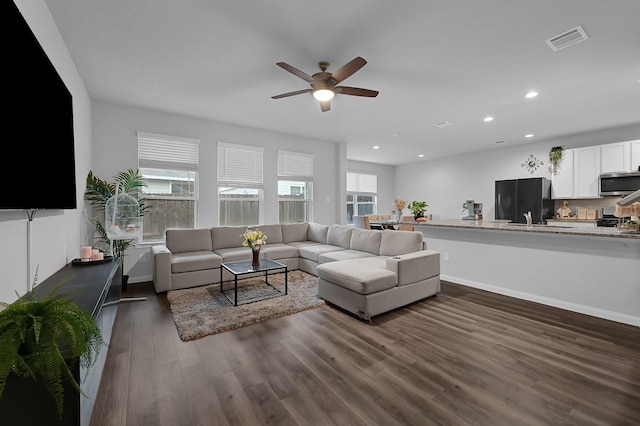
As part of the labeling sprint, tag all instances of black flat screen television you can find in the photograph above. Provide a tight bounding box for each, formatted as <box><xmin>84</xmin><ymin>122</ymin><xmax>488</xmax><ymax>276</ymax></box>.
<box><xmin>4</xmin><ymin>1</ymin><xmax>77</xmax><ymax>210</ymax></box>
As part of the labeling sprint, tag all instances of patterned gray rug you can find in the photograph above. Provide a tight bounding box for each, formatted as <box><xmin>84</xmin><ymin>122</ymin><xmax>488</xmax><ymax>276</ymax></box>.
<box><xmin>167</xmin><ymin>270</ymin><xmax>324</xmax><ymax>341</ymax></box>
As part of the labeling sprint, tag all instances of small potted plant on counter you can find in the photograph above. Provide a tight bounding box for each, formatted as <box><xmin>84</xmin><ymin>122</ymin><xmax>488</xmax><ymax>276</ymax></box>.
<box><xmin>408</xmin><ymin>200</ymin><xmax>428</xmax><ymax>221</ymax></box>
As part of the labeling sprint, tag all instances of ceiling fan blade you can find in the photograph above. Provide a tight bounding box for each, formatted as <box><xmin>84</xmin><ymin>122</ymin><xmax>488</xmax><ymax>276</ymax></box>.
<box><xmin>276</xmin><ymin>62</ymin><xmax>313</xmax><ymax>82</ymax></box>
<box><xmin>271</xmin><ymin>88</ymin><xmax>312</xmax><ymax>99</ymax></box>
<box><xmin>331</xmin><ymin>57</ymin><xmax>367</xmax><ymax>83</ymax></box>
<box><xmin>320</xmin><ymin>100</ymin><xmax>331</xmax><ymax>112</ymax></box>
<box><xmin>336</xmin><ymin>86</ymin><xmax>379</xmax><ymax>97</ymax></box>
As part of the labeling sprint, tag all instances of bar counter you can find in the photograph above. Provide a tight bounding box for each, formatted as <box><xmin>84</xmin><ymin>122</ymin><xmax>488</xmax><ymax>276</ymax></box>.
<box><xmin>412</xmin><ymin>219</ymin><xmax>640</xmax><ymax>239</ymax></box>
<box><xmin>412</xmin><ymin>219</ymin><xmax>640</xmax><ymax>327</ymax></box>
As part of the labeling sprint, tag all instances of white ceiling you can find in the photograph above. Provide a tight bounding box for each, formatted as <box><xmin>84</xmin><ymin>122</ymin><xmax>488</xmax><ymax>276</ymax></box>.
<box><xmin>44</xmin><ymin>0</ymin><xmax>640</xmax><ymax>166</ymax></box>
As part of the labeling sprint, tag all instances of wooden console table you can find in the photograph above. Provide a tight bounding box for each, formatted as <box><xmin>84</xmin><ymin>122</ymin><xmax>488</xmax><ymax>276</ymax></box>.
<box><xmin>0</xmin><ymin>257</ymin><xmax>122</xmax><ymax>426</ymax></box>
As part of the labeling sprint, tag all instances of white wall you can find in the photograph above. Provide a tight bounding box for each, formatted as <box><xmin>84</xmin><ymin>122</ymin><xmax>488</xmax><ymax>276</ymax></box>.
<box><xmin>91</xmin><ymin>101</ymin><xmax>343</xmax><ymax>281</ymax></box>
<box><xmin>395</xmin><ymin>124</ymin><xmax>640</xmax><ymax>221</ymax></box>
<box><xmin>0</xmin><ymin>0</ymin><xmax>92</xmax><ymax>304</ymax></box>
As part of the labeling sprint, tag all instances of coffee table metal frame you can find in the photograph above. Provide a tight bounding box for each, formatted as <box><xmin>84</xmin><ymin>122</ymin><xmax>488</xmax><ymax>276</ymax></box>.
<box><xmin>219</xmin><ymin>258</ymin><xmax>288</xmax><ymax>306</ymax></box>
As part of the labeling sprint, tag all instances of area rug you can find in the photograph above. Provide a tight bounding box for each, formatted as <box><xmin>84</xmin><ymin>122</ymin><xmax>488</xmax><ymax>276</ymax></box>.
<box><xmin>167</xmin><ymin>270</ymin><xmax>324</xmax><ymax>341</ymax></box>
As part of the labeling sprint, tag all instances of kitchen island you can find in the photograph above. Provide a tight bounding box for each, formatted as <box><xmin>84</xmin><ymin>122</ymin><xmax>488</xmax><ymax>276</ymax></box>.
<box><xmin>414</xmin><ymin>220</ymin><xmax>640</xmax><ymax>327</ymax></box>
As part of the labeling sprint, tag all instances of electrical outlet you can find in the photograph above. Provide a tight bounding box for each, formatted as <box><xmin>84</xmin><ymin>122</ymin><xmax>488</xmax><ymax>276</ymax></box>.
<box><xmin>443</xmin><ymin>252</ymin><xmax>450</xmax><ymax>262</ymax></box>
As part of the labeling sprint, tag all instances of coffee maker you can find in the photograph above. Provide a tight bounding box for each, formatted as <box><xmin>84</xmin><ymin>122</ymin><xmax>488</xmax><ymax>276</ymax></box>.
<box><xmin>462</xmin><ymin>200</ymin><xmax>483</xmax><ymax>220</ymax></box>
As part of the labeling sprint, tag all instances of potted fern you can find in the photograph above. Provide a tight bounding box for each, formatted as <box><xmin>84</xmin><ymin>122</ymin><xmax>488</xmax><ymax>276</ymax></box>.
<box><xmin>84</xmin><ymin>169</ymin><xmax>148</xmax><ymax>287</ymax></box>
<box><xmin>0</xmin><ymin>275</ymin><xmax>104</xmax><ymax>419</ymax></box>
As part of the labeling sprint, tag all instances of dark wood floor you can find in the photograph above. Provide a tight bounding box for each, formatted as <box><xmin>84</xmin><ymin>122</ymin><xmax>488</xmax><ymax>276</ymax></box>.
<box><xmin>90</xmin><ymin>280</ymin><xmax>640</xmax><ymax>426</ymax></box>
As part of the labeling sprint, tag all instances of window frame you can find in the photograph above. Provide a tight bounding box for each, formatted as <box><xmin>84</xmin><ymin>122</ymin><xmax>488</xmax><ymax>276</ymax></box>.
<box><xmin>277</xmin><ymin>150</ymin><xmax>314</xmax><ymax>224</ymax></box>
<box><xmin>137</xmin><ymin>131</ymin><xmax>199</xmax><ymax>243</ymax></box>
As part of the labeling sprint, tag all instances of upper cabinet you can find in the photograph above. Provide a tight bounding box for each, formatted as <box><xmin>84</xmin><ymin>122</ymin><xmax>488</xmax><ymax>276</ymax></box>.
<box><xmin>552</xmin><ymin>145</ymin><xmax>600</xmax><ymax>199</ymax></box>
<box><xmin>631</xmin><ymin>140</ymin><xmax>640</xmax><ymax>172</ymax></box>
<box><xmin>551</xmin><ymin>149</ymin><xmax>574</xmax><ymax>199</ymax></box>
<box><xmin>552</xmin><ymin>140</ymin><xmax>640</xmax><ymax>199</ymax></box>
<box><xmin>573</xmin><ymin>146</ymin><xmax>601</xmax><ymax>198</ymax></box>
<box><xmin>601</xmin><ymin>141</ymin><xmax>631</xmax><ymax>173</ymax></box>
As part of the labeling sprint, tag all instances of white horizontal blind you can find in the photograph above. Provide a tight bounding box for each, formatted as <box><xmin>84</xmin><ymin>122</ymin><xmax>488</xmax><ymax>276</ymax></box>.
<box><xmin>138</xmin><ymin>131</ymin><xmax>199</xmax><ymax>171</ymax></box>
<box><xmin>217</xmin><ymin>142</ymin><xmax>264</xmax><ymax>188</ymax></box>
<box><xmin>347</xmin><ymin>172</ymin><xmax>377</xmax><ymax>194</ymax></box>
<box><xmin>278</xmin><ymin>150</ymin><xmax>314</xmax><ymax>181</ymax></box>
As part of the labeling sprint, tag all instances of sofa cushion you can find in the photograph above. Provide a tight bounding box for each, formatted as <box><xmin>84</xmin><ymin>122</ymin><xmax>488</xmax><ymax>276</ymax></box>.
<box><xmin>350</xmin><ymin>228</ymin><xmax>382</xmax><ymax>255</ymax></box>
<box><xmin>307</xmin><ymin>222</ymin><xmax>329</xmax><ymax>244</ymax></box>
<box><xmin>261</xmin><ymin>243</ymin><xmax>299</xmax><ymax>260</ymax></box>
<box><xmin>171</xmin><ymin>251</ymin><xmax>222</xmax><ymax>273</ymax></box>
<box><xmin>166</xmin><ymin>228</ymin><xmax>212</xmax><ymax>254</ymax></box>
<box><xmin>211</xmin><ymin>226</ymin><xmax>249</xmax><ymax>250</ymax></box>
<box><xmin>316</xmin><ymin>258</ymin><xmax>397</xmax><ymax>294</ymax></box>
<box><xmin>327</xmin><ymin>224</ymin><xmax>353</xmax><ymax>249</ymax></box>
<box><xmin>282</xmin><ymin>223</ymin><xmax>309</xmax><ymax>243</ymax></box>
<box><xmin>249</xmin><ymin>224</ymin><xmax>283</xmax><ymax>244</ymax></box>
<box><xmin>214</xmin><ymin>246</ymin><xmax>253</xmax><ymax>262</ymax></box>
<box><xmin>380</xmin><ymin>230</ymin><xmax>424</xmax><ymax>256</ymax></box>
<box><xmin>298</xmin><ymin>244</ymin><xmax>344</xmax><ymax>262</ymax></box>
<box><xmin>318</xmin><ymin>249</ymin><xmax>377</xmax><ymax>263</ymax></box>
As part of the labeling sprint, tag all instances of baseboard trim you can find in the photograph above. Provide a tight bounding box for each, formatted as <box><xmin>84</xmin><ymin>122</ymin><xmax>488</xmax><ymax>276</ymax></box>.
<box><xmin>441</xmin><ymin>274</ymin><xmax>640</xmax><ymax>327</ymax></box>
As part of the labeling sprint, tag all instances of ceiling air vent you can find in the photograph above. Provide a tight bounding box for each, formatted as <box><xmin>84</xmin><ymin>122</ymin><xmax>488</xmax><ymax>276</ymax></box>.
<box><xmin>433</xmin><ymin>121</ymin><xmax>453</xmax><ymax>128</ymax></box>
<box><xmin>546</xmin><ymin>25</ymin><xmax>588</xmax><ymax>51</ymax></box>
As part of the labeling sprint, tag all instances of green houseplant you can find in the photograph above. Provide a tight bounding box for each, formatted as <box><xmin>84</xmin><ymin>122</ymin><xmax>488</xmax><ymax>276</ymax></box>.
<box><xmin>407</xmin><ymin>200</ymin><xmax>428</xmax><ymax>220</ymax></box>
<box><xmin>548</xmin><ymin>146</ymin><xmax>565</xmax><ymax>176</ymax></box>
<box><xmin>84</xmin><ymin>169</ymin><xmax>149</xmax><ymax>282</ymax></box>
<box><xmin>0</xmin><ymin>275</ymin><xmax>104</xmax><ymax>419</ymax></box>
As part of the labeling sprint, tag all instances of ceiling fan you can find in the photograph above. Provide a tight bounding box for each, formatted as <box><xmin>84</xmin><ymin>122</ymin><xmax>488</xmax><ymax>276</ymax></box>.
<box><xmin>271</xmin><ymin>56</ymin><xmax>379</xmax><ymax>112</ymax></box>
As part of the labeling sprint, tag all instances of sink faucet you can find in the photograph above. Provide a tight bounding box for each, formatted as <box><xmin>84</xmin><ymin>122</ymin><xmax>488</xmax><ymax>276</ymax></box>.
<box><xmin>524</xmin><ymin>211</ymin><xmax>532</xmax><ymax>226</ymax></box>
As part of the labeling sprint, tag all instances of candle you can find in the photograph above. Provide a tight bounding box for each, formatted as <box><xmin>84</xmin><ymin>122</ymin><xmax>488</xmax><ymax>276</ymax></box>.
<box><xmin>81</xmin><ymin>246</ymin><xmax>92</xmax><ymax>261</ymax></box>
<box><xmin>91</xmin><ymin>249</ymin><xmax>101</xmax><ymax>261</ymax></box>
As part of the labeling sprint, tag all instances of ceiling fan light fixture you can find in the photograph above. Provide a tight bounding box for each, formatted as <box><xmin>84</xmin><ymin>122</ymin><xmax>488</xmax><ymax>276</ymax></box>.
<box><xmin>313</xmin><ymin>89</ymin><xmax>335</xmax><ymax>101</ymax></box>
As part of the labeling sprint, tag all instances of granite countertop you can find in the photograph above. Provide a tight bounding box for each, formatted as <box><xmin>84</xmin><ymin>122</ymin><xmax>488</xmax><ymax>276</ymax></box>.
<box><xmin>411</xmin><ymin>219</ymin><xmax>640</xmax><ymax>239</ymax></box>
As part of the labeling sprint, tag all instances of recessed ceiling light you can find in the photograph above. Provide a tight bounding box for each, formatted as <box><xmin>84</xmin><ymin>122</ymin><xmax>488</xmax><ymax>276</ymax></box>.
<box><xmin>525</xmin><ymin>91</ymin><xmax>538</xmax><ymax>98</ymax></box>
<box><xmin>484</xmin><ymin>116</ymin><xmax>494</xmax><ymax>122</ymax></box>
<box><xmin>373</xmin><ymin>146</ymin><xmax>380</xmax><ymax>150</ymax></box>
<box><xmin>418</xmin><ymin>154</ymin><xmax>424</xmax><ymax>158</ymax></box>
<box><xmin>525</xmin><ymin>134</ymin><xmax>534</xmax><ymax>138</ymax></box>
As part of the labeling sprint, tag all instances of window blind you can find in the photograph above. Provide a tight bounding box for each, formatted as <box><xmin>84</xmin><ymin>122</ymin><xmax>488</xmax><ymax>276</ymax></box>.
<box><xmin>347</xmin><ymin>172</ymin><xmax>377</xmax><ymax>194</ymax></box>
<box><xmin>137</xmin><ymin>131</ymin><xmax>199</xmax><ymax>171</ymax></box>
<box><xmin>217</xmin><ymin>142</ymin><xmax>264</xmax><ymax>188</ymax></box>
<box><xmin>278</xmin><ymin>150</ymin><xmax>314</xmax><ymax>181</ymax></box>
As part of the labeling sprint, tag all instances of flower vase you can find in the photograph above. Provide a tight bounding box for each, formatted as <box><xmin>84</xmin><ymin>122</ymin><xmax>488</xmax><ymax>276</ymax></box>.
<box><xmin>251</xmin><ymin>249</ymin><xmax>260</xmax><ymax>269</ymax></box>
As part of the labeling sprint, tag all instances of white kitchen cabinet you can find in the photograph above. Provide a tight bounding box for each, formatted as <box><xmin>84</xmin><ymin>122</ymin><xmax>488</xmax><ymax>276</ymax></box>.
<box><xmin>574</xmin><ymin>146</ymin><xmax>601</xmax><ymax>198</ymax></box>
<box><xmin>601</xmin><ymin>141</ymin><xmax>631</xmax><ymax>173</ymax></box>
<box><xmin>631</xmin><ymin>140</ymin><xmax>640</xmax><ymax>172</ymax></box>
<box><xmin>551</xmin><ymin>149</ymin><xmax>574</xmax><ymax>198</ymax></box>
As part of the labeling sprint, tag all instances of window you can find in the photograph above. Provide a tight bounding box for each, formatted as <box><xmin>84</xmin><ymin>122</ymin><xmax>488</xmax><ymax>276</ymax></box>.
<box><xmin>346</xmin><ymin>172</ymin><xmax>377</xmax><ymax>224</ymax></box>
<box><xmin>138</xmin><ymin>132</ymin><xmax>199</xmax><ymax>242</ymax></box>
<box><xmin>217</xmin><ymin>142</ymin><xmax>264</xmax><ymax>226</ymax></box>
<box><xmin>278</xmin><ymin>150</ymin><xmax>313</xmax><ymax>223</ymax></box>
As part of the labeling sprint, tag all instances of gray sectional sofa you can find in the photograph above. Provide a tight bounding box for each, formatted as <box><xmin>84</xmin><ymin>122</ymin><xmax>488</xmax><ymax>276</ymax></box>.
<box><xmin>151</xmin><ymin>222</ymin><xmax>440</xmax><ymax>319</ymax></box>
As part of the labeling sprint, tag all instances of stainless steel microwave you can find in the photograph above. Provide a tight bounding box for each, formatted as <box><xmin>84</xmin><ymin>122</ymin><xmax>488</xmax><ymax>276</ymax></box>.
<box><xmin>599</xmin><ymin>171</ymin><xmax>640</xmax><ymax>196</ymax></box>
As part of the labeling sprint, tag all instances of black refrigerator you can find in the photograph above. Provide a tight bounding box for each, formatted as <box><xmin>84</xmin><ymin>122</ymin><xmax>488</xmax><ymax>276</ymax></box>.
<box><xmin>495</xmin><ymin>178</ymin><xmax>553</xmax><ymax>224</ymax></box>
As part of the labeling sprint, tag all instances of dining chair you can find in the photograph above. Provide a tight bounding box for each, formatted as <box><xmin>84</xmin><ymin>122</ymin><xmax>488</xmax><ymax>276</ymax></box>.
<box><xmin>365</xmin><ymin>214</ymin><xmax>384</xmax><ymax>230</ymax></box>
<box><xmin>352</xmin><ymin>215</ymin><xmax>371</xmax><ymax>229</ymax></box>
<box><xmin>398</xmin><ymin>215</ymin><xmax>415</xmax><ymax>231</ymax></box>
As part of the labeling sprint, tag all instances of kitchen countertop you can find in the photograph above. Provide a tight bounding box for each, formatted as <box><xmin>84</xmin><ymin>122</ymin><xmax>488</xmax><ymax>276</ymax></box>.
<box><xmin>411</xmin><ymin>219</ymin><xmax>640</xmax><ymax>239</ymax></box>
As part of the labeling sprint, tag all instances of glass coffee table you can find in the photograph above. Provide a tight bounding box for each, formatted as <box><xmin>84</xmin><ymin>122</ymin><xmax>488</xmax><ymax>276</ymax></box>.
<box><xmin>220</xmin><ymin>258</ymin><xmax>288</xmax><ymax>306</ymax></box>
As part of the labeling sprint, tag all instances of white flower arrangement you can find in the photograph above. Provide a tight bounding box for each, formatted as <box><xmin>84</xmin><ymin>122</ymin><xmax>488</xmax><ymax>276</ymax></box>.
<box><xmin>241</xmin><ymin>228</ymin><xmax>267</xmax><ymax>251</ymax></box>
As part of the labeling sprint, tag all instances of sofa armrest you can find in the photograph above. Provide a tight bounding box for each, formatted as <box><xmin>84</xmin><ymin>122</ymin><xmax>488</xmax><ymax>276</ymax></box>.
<box><xmin>151</xmin><ymin>245</ymin><xmax>172</xmax><ymax>293</ymax></box>
<box><xmin>385</xmin><ymin>250</ymin><xmax>440</xmax><ymax>286</ymax></box>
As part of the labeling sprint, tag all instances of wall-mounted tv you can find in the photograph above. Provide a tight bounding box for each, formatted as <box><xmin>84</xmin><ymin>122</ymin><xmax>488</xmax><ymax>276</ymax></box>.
<box><xmin>4</xmin><ymin>1</ymin><xmax>77</xmax><ymax>210</ymax></box>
